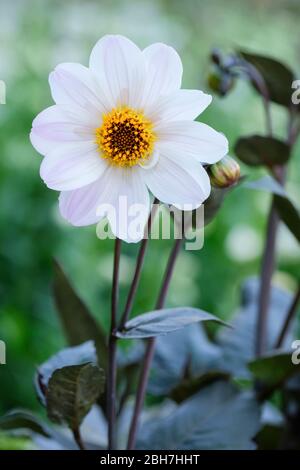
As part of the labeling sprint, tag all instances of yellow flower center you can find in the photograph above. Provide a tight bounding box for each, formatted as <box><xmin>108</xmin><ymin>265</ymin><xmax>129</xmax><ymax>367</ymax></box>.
<box><xmin>95</xmin><ymin>106</ymin><xmax>156</xmax><ymax>167</ymax></box>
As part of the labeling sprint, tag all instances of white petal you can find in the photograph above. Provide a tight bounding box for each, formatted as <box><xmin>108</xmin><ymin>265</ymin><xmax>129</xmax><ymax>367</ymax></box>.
<box><xmin>30</xmin><ymin>105</ymin><xmax>96</xmax><ymax>156</ymax></box>
<box><xmin>49</xmin><ymin>62</ymin><xmax>109</xmax><ymax>113</ymax></box>
<box><xmin>141</xmin><ymin>43</ymin><xmax>183</xmax><ymax>109</ymax></box>
<box><xmin>59</xmin><ymin>166</ymin><xmax>150</xmax><ymax>242</ymax></box>
<box><xmin>32</xmin><ymin>105</ymin><xmax>66</xmax><ymax>128</ymax></box>
<box><xmin>89</xmin><ymin>35</ymin><xmax>145</xmax><ymax>108</ymax></box>
<box><xmin>59</xmin><ymin>179</ymin><xmax>104</xmax><ymax>227</ymax></box>
<box><xmin>138</xmin><ymin>149</ymin><xmax>160</xmax><ymax>170</ymax></box>
<box><xmin>143</xmin><ymin>150</ymin><xmax>211</xmax><ymax>209</ymax></box>
<box><xmin>34</xmin><ymin>121</ymin><xmax>94</xmax><ymax>142</ymax></box>
<box><xmin>149</xmin><ymin>90</ymin><xmax>212</xmax><ymax>124</ymax></box>
<box><xmin>30</xmin><ymin>131</ymin><xmax>53</xmax><ymax>156</ymax></box>
<box><xmin>40</xmin><ymin>142</ymin><xmax>106</xmax><ymax>191</ymax></box>
<box><xmin>32</xmin><ymin>103</ymin><xmax>96</xmax><ymax>129</ymax></box>
<box><xmin>156</xmin><ymin>120</ymin><xmax>228</xmax><ymax>164</ymax></box>
<box><xmin>104</xmin><ymin>168</ymin><xmax>150</xmax><ymax>242</ymax></box>
<box><xmin>30</xmin><ymin>105</ymin><xmax>68</xmax><ymax>155</ymax></box>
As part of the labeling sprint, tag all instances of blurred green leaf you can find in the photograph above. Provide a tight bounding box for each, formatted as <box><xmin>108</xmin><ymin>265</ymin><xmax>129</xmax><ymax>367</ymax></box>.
<box><xmin>0</xmin><ymin>410</ymin><xmax>49</xmax><ymax>437</ymax></box>
<box><xmin>46</xmin><ymin>363</ymin><xmax>105</xmax><ymax>431</ymax></box>
<box><xmin>36</xmin><ymin>341</ymin><xmax>97</xmax><ymax>405</ymax></box>
<box><xmin>0</xmin><ymin>433</ymin><xmax>34</xmax><ymax>450</ymax></box>
<box><xmin>0</xmin><ymin>409</ymin><xmax>83</xmax><ymax>450</ymax></box>
<box><xmin>203</xmin><ymin>187</ymin><xmax>227</xmax><ymax>225</ymax></box>
<box><xmin>244</xmin><ymin>176</ymin><xmax>300</xmax><ymax>242</ymax></box>
<box><xmin>216</xmin><ymin>278</ymin><xmax>294</xmax><ymax>378</ymax></box>
<box><xmin>249</xmin><ymin>352</ymin><xmax>300</xmax><ymax>387</ymax></box>
<box><xmin>53</xmin><ymin>261</ymin><xmax>108</xmax><ymax>369</ymax></box>
<box><xmin>203</xmin><ymin>177</ymin><xmax>244</xmax><ymax>226</ymax></box>
<box><xmin>256</xmin><ymin>424</ymin><xmax>284</xmax><ymax>450</ymax></box>
<box><xmin>243</xmin><ymin>175</ymin><xmax>287</xmax><ymax>197</ymax></box>
<box><xmin>170</xmin><ymin>371</ymin><xmax>230</xmax><ymax>403</ymax></box>
<box><xmin>239</xmin><ymin>51</ymin><xmax>294</xmax><ymax>107</ymax></box>
<box><xmin>274</xmin><ymin>195</ymin><xmax>300</xmax><ymax>243</ymax></box>
<box><xmin>137</xmin><ymin>382</ymin><xmax>261</xmax><ymax>450</ymax></box>
<box><xmin>235</xmin><ymin>135</ymin><xmax>290</xmax><ymax>167</ymax></box>
<box><xmin>148</xmin><ymin>325</ymin><xmax>223</xmax><ymax>396</ymax></box>
<box><xmin>116</xmin><ymin>307</ymin><xmax>228</xmax><ymax>339</ymax></box>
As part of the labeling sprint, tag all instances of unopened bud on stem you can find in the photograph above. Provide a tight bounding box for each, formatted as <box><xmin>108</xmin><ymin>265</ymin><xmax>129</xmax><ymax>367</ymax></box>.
<box><xmin>209</xmin><ymin>155</ymin><xmax>240</xmax><ymax>188</ymax></box>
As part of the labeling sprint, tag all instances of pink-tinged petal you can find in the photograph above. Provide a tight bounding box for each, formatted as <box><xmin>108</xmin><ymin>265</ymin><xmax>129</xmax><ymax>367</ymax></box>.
<box><xmin>149</xmin><ymin>90</ymin><xmax>212</xmax><ymax>124</ymax></box>
<box><xmin>89</xmin><ymin>35</ymin><xmax>146</xmax><ymax>109</ymax></box>
<box><xmin>156</xmin><ymin>121</ymin><xmax>228</xmax><ymax>164</ymax></box>
<box><xmin>30</xmin><ymin>131</ymin><xmax>52</xmax><ymax>156</ymax></box>
<box><xmin>30</xmin><ymin>105</ymin><xmax>96</xmax><ymax>156</ymax></box>
<box><xmin>59</xmin><ymin>180</ymin><xmax>103</xmax><ymax>227</ymax></box>
<box><xmin>143</xmin><ymin>150</ymin><xmax>210</xmax><ymax>209</ymax></box>
<box><xmin>32</xmin><ymin>105</ymin><xmax>66</xmax><ymax>127</ymax></box>
<box><xmin>49</xmin><ymin>62</ymin><xmax>109</xmax><ymax>113</ymax></box>
<box><xmin>40</xmin><ymin>142</ymin><xmax>106</xmax><ymax>191</ymax></box>
<box><xmin>30</xmin><ymin>105</ymin><xmax>68</xmax><ymax>155</ymax></box>
<box><xmin>34</xmin><ymin>122</ymin><xmax>94</xmax><ymax>142</ymax></box>
<box><xmin>32</xmin><ymin>103</ymin><xmax>97</xmax><ymax>128</ymax></box>
<box><xmin>59</xmin><ymin>166</ymin><xmax>150</xmax><ymax>242</ymax></box>
<box><xmin>141</xmin><ymin>43</ymin><xmax>183</xmax><ymax>108</ymax></box>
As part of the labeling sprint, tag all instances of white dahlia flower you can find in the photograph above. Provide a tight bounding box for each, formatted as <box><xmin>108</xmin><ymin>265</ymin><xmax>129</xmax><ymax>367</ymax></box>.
<box><xmin>30</xmin><ymin>35</ymin><xmax>228</xmax><ymax>242</ymax></box>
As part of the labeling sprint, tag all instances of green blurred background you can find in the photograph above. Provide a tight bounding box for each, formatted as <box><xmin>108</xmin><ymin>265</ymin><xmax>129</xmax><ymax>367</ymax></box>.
<box><xmin>0</xmin><ymin>0</ymin><xmax>299</xmax><ymax>417</ymax></box>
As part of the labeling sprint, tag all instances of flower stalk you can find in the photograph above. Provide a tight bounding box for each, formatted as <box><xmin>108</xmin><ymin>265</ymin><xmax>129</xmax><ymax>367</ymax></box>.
<box><xmin>107</xmin><ymin>237</ymin><xmax>122</xmax><ymax>450</ymax></box>
<box><xmin>255</xmin><ymin>200</ymin><xmax>280</xmax><ymax>355</ymax></box>
<box><xmin>253</xmin><ymin>70</ymin><xmax>289</xmax><ymax>356</ymax></box>
<box><xmin>275</xmin><ymin>284</ymin><xmax>300</xmax><ymax>348</ymax></box>
<box><xmin>255</xmin><ymin>110</ymin><xmax>298</xmax><ymax>355</ymax></box>
<box><xmin>72</xmin><ymin>428</ymin><xmax>85</xmax><ymax>450</ymax></box>
<box><xmin>107</xmin><ymin>202</ymin><xmax>158</xmax><ymax>449</ymax></box>
<box><xmin>127</xmin><ymin>237</ymin><xmax>183</xmax><ymax>450</ymax></box>
<box><xmin>119</xmin><ymin>200</ymin><xmax>158</xmax><ymax>329</ymax></box>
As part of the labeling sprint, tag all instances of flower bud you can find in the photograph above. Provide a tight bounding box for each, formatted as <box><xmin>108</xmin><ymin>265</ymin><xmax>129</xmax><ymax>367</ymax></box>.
<box><xmin>207</xmin><ymin>70</ymin><xmax>235</xmax><ymax>97</ymax></box>
<box><xmin>209</xmin><ymin>155</ymin><xmax>241</xmax><ymax>188</ymax></box>
<box><xmin>210</xmin><ymin>48</ymin><xmax>222</xmax><ymax>66</ymax></box>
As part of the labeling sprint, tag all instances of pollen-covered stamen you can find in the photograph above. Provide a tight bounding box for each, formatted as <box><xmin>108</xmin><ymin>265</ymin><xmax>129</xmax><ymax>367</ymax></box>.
<box><xmin>95</xmin><ymin>107</ymin><xmax>156</xmax><ymax>167</ymax></box>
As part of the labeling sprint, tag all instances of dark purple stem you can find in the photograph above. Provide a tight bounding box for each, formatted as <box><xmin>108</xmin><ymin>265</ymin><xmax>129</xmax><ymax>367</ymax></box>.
<box><xmin>253</xmin><ymin>78</ymin><xmax>295</xmax><ymax>356</ymax></box>
<box><xmin>255</xmin><ymin>201</ymin><xmax>280</xmax><ymax>355</ymax></box>
<box><xmin>275</xmin><ymin>284</ymin><xmax>300</xmax><ymax>348</ymax></box>
<box><xmin>255</xmin><ymin>105</ymin><xmax>300</xmax><ymax>356</ymax></box>
<box><xmin>73</xmin><ymin>427</ymin><xmax>85</xmax><ymax>450</ymax></box>
<box><xmin>119</xmin><ymin>200</ymin><xmax>158</xmax><ymax>330</ymax></box>
<box><xmin>127</xmin><ymin>237</ymin><xmax>183</xmax><ymax>450</ymax></box>
<box><xmin>107</xmin><ymin>237</ymin><xmax>122</xmax><ymax>450</ymax></box>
